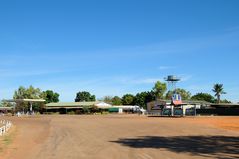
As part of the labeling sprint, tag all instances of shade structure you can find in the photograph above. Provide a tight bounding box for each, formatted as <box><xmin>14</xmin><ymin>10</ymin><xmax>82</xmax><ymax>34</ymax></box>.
<box><xmin>4</xmin><ymin>99</ymin><xmax>46</xmax><ymax>112</ymax></box>
<box><xmin>5</xmin><ymin>99</ymin><xmax>46</xmax><ymax>103</ymax></box>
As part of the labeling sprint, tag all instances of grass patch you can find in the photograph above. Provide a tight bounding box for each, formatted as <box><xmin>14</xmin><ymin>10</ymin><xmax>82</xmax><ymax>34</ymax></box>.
<box><xmin>3</xmin><ymin>135</ymin><xmax>12</xmax><ymax>145</ymax></box>
<box><xmin>0</xmin><ymin>125</ymin><xmax>16</xmax><ymax>153</ymax></box>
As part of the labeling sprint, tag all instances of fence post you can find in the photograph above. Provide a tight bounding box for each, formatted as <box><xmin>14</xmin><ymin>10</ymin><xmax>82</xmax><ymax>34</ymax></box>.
<box><xmin>0</xmin><ymin>120</ymin><xmax>12</xmax><ymax>136</ymax></box>
<box><xmin>0</xmin><ymin>127</ymin><xmax>2</xmax><ymax>136</ymax></box>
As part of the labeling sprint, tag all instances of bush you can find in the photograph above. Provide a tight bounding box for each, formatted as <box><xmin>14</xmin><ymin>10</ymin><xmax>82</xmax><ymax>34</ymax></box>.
<box><xmin>67</xmin><ymin>111</ymin><xmax>76</xmax><ymax>115</ymax></box>
<box><xmin>43</xmin><ymin>112</ymin><xmax>60</xmax><ymax>115</ymax></box>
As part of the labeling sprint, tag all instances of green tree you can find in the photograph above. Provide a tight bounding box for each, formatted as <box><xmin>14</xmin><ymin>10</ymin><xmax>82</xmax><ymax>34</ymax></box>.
<box><xmin>111</xmin><ymin>96</ymin><xmax>122</xmax><ymax>105</ymax></box>
<box><xmin>152</xmin><ymin>81</ymin><xmax>167</xmax><ymax>99</ymax></box>
<box><xmin>0</xmin><ymin>100</ymin><xmax>13</xmax><ymax>107</ymax></box>
<box><xmin>134</xmin><ymin>91</ymin><xmax>155</xmax><ymax>109</ymax></box>
<box><xmin>220</xmin><ymin>99</ymin><xmax>231</xmax><ymax>103</ymax></box>
<box><xmin>13</xmin><ymin>85</ymin><xmax>43</xmax><ymax>112</ymax></box>
<box><xmin>42</xmin><ymin>90</ymin><xmax>60</xmax><ymax>104</ymax></box>
<box><xmin>212</xmin><ymin>84</ymin><xmax>226</xmax><ymax>104</ymax></box>
<box><xmin>13</xmin><ymin>86</ymin><xmax>27</xmax><ymax>99</ymax></box>
<box><xmin>166</xmin><ymin>88</ymin><xmax>191</xmax><ymax>100</ymax></box>
<box><xmin>122</xmin><ymin>94</ymin><xmax>135</xmax><ymax>105</ymax></box>
<box><xmin>14</xmin><ymin>85</ymin><xmax>42</xmax><ymax>99</ymax></box>
<box><xmin>103</xmin><ymin>96</ymin><xmax>113</xmax><ymax>104</ymax></box>
<box><xmin>75</xmin><ymin>91</ymin><xmax>96</xmax><ymax>102</ymax></box>
<box><xmin>191</xmin><ymin>93</ymin><xmax>215</xmax><ymax>103</ymax></box>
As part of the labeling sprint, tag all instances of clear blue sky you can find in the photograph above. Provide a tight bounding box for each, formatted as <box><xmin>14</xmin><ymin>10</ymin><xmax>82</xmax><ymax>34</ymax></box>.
<box><xmin>0</xmin><ymin>0</ymin><xmax>239</xmax><ymax>102</ymax></box>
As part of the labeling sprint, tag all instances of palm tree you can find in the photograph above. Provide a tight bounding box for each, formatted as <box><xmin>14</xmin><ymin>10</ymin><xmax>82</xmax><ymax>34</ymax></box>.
<box><xmin>212</xmin><ymin>84</ymin><xmax>226</xmax><ymax>104</ymax></box>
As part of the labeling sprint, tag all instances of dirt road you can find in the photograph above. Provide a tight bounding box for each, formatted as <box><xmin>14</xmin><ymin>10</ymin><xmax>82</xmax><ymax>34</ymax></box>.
<box><xmin>1</xmin><ymin>115</ymin><xmax>239</xmax><ymax>159</ymax></box>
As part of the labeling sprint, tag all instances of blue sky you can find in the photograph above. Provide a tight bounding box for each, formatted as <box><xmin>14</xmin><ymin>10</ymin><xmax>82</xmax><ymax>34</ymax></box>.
<box><xmin>0</xmin><ymin>0</ymin><xmax>239</xmax><ymax>102</ymax></box>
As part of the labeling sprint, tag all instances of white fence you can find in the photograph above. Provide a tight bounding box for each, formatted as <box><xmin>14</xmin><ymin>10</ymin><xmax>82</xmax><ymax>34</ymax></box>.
<box><xmin>0</xmin><ymin>120</ymin><xmax>12</xmax><ymax>136</ymax></box>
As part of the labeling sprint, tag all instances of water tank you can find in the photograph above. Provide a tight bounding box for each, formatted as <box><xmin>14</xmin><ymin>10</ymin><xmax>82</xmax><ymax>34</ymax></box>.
<box><xmin>166</xmin><ymin>75</ymin><xmax>180</xmax><ymax>81</ymax></box>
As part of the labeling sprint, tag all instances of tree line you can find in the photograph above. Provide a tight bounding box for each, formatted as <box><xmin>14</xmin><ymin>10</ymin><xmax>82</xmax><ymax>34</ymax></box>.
<box><xmin>102</xmin><ymin>83</ymin><xmax>229</xmax><ymax>108</ymax></box>
<box><xmin>3</xmin><ymin>85</ymin><xmax>60</xmax><ymax>112</ymax></box>
<box><xmin>1</xmin><ymin>81</ymin><xmax>230</xmax><ymax>111</ymax></box>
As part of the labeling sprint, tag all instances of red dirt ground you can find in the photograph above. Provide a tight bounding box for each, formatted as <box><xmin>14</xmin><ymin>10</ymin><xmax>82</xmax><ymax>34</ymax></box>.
<box><xmin>184</xmin><ymin>116</ymin><xmax>239</xmax><ymax>131</ymax></box>
<box><xmin>0</xmin><ymin>115</ymin><xmax>238</xmax><ymax>159</ymax></box>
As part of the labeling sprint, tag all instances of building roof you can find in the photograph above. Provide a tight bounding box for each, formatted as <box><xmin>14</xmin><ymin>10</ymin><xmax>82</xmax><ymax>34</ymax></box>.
<box><xmin>95</xmin><ymin>102</ymin><xmax>112</xmax><ymax>108</ymax></box>
<box><xmin>0</xmin><ymin>107</ymin><xmax>13</xmax><ymax>110</ymax></box>
<box><xmin>147</xmin><ymin>99</ymin><xmax>211</xmax><ymax>106</ymax></box>
<box><xmin>210</xmin><ymin>103</ymin><xmax>239</xmax><ymax>108</ymax></box>
<box><xmin>5</xmin><ymin>99</ymin><xmax>46</xmax><ymax>103</ymax></box>
<box><xmin>46</xmin><ymin>101</ymin><xmax>98</xmax><ymax>107</ymax></box>
<box><xmin>182</xmin><ymin>100</ymin><xmax>211</xmax><ymax>105</ymax></box>
<box><xmin>45</xmin><ymin>101</ymin><xmax>113</xmax><ymax>109</ymax></box>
